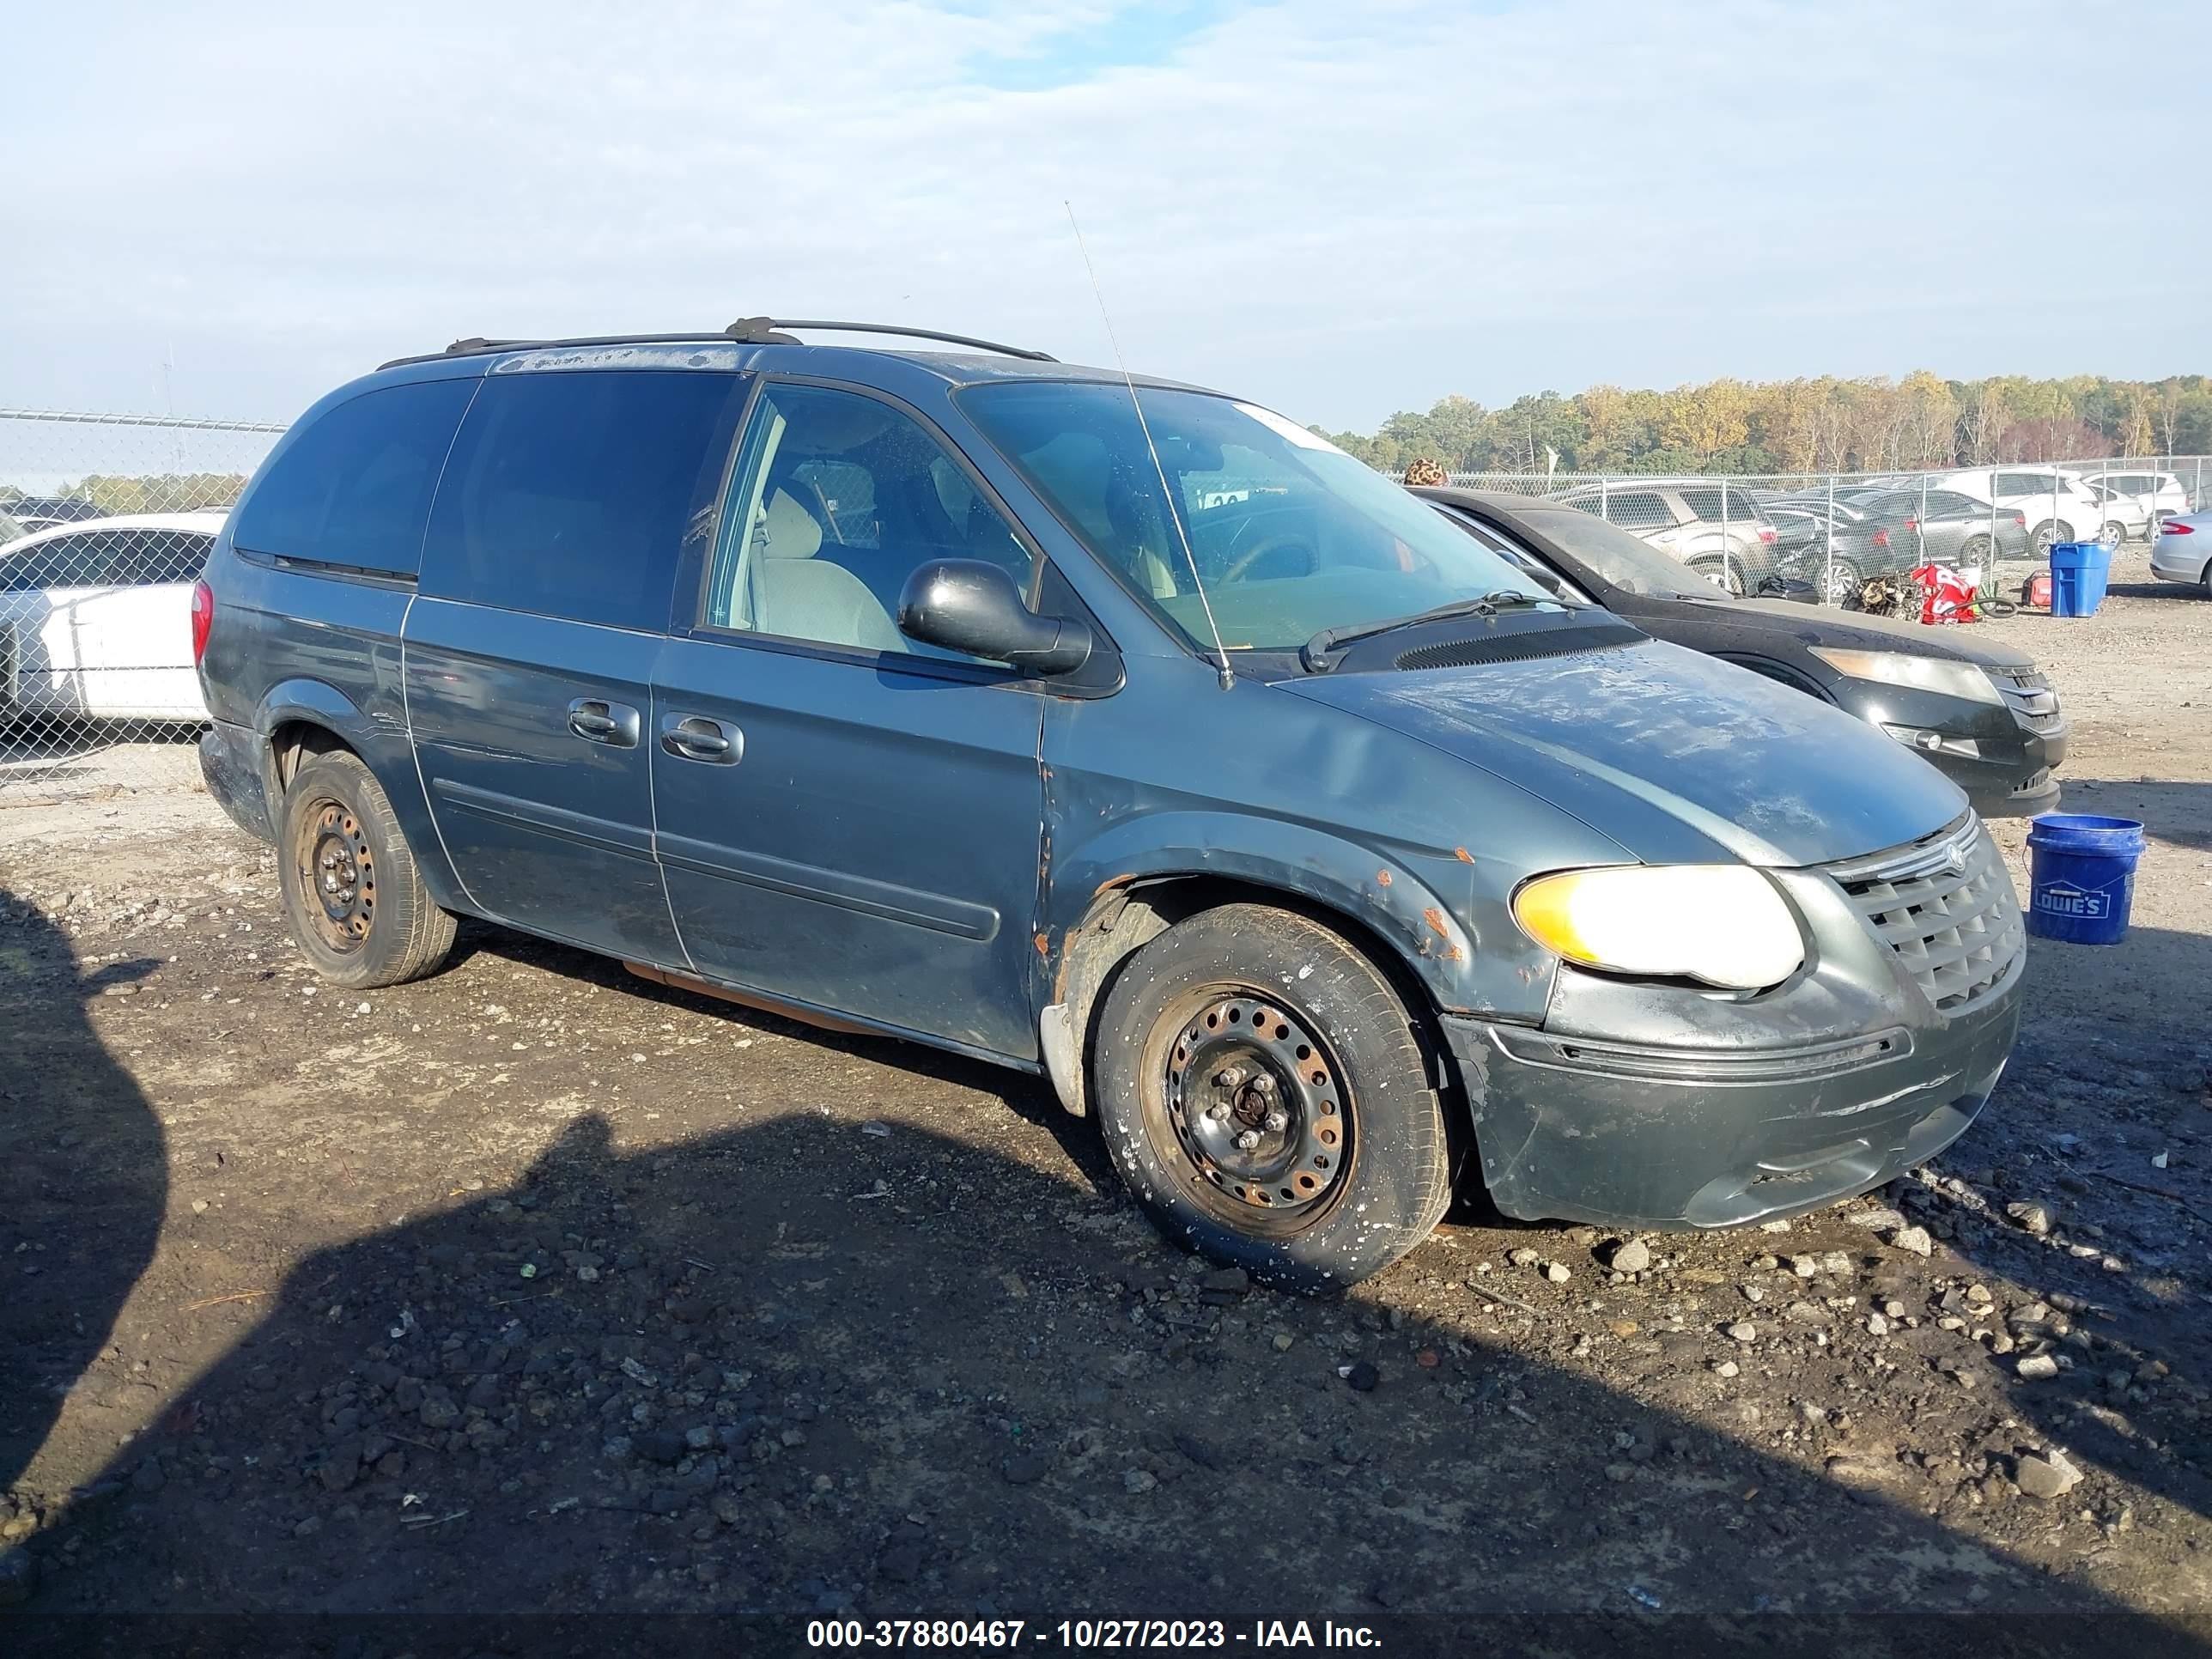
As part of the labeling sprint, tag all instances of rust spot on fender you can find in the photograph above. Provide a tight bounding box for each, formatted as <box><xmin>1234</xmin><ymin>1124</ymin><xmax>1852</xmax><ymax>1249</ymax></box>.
<box><xmin>1376</xmin><ymin>869</ymin><xmax>1392</xmax><ymax>887</ymax></box>
<box><xmin>1033</xmin><ymin>931</ymin><xmax>1051</xmax><ymax>958</ymax></box>
<box><xmin>1454</xmin><ymin>846</ymin><xmax>1474</xmax><ymax>863</ymax></box>
<box><xmin>1092</xmin><ymin>872</ymin><xmax>1137</xmax><ymax>900</ymax></box>
<box><xmin>1419</xmin><ymin>906</ymin><xmax>1467</xmax><ymax>961</ymax></box>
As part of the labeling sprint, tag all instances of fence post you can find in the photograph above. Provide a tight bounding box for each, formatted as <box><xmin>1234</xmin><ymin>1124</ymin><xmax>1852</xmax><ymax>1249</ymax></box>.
<box><xmin>1600</xmin><ymin>475</ymin><xmax>1609</xmax><ymax>522</ymax></box>
<box><xmin>1918</xmin><ymin>471</ymin><xmax>1929</xmax><ymax>570</ymax></box>
<box><xmin>1721</xmin><ymin>484</ymin><xmax>1731</xmax><ymax>592</ymax></box>
<box><xmin>1825</xmin><ymin>473</ymin><xmax>1837</xmax><ymax>605</ymax></box>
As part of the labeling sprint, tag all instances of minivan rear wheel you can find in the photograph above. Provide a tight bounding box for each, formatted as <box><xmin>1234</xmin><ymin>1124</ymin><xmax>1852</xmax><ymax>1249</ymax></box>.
<box><xmin>279</xmin><ymin>749</ymin><xmax>457</xmax><ymax>988</ymax></box>
<box><xmin>1091</xmin><ymin>903</ymin><xmax>1450</xmax><ymax>1293</ymax></box>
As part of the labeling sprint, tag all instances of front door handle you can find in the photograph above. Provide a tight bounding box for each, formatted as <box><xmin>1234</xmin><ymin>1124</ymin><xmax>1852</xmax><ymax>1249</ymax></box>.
<box><xmin>660</xmin><ymin>713</ymin><xmax>743</xmax><ymax>765</ymax></box>
<box><xmin>568</xmin><ymin>698</ymin><xmax>641</xmax><ymax>748</ymax></box>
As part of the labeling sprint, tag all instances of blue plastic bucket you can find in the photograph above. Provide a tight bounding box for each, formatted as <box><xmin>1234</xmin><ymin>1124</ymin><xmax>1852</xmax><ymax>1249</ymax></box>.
<box><xmin>2025</xmin><ymin>813</ymin><xmax>2144</xmax><ymax>944</ymax></box>
<box><xmin>2048</xmin><ymin>542</ymin><xmax>2112</xmax><ymax>617</ymax></box>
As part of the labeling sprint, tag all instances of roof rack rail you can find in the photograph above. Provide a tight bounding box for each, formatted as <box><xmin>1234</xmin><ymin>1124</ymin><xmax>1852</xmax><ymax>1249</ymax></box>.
<box><xmin>379</xmin><ymin>320</ymin><xmax>1054</xmax><ymax>373</ymax></box>
<box><xmin>724</xmin><ymin>318</ymin><xmax>1055</xmax><ymax>362</ymax></box>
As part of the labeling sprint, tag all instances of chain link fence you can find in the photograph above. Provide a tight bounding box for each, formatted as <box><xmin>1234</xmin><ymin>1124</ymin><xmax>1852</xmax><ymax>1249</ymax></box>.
<box><xmin>1419</xmin><ymin>459</ymin><xmax>2211</xmax><ymax>605</ymax></box>
<box><xmin>1</xmin><ymin>410</ymin><xmax>285</xmax><ymax>801</ymax></box>
<box><xmin>3</xmin><ymin>402</ymin><xmax>2209</xmax><ymax>802</ymax></box>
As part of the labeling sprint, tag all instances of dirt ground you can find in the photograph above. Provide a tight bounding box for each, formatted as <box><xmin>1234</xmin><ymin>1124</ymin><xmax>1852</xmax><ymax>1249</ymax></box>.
<box><xmin>3</xmin><ymin>550</ymin><xmax>2209</xmax><ymax>1654</ymax></box>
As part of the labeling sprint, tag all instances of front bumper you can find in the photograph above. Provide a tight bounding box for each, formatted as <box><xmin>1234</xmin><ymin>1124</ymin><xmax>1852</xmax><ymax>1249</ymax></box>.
<box><xmin>1835</xmin><ymin>678</ymin><xmax>2065</xmax><ymax>819</ymax></box>
<box><xmin>1444</xmin><ymin>984</ymin><xmax>2020</xmax><ymax>1229</ymax></box>
<box><xmin>1446</xmin><ymin>811</ymin><xmax>2027</xmax><ymax>1231</ymax></box>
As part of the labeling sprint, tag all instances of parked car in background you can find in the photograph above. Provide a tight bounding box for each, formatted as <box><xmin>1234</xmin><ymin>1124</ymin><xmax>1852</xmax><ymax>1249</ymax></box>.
<box><xmin>1757</xmin><ymin>497</ymin><xmax>1905</xmax><ymax>603</ymax></box>
<box><xmin>0</xmin><ymin>512</ymin><xmax>220</xmax><ymax>722</ymax></box>
<box><xmin>1416</xmin><ymin>487</ymin><xmax>2069</xmax><ymax>815</ymax></box>
<box><xmin>1840</xmin><ymin>487</ymin><xmax>2032</xmax><ymax>569</ymax></box>
<box><xmin>1933</xmin><ymin>468</ymin><xmax>2112</xmax><ymax>556</ymax></box>
<box><xmin>193</xmin><ymin>322</ymin><xmax>2021</xmax><ymax>1288</ymax></box>
<box><xmin>1553</xmin><ymin>479</ymin><xmax>1778</xmax><ymax>592</ymax></box>
<box><xmin>2067</xmin><ymin>475</ymin><xmax>2153</xmax><ymax>543</ymax></box>
<box><xmin>2072</xmin><ymin>468</ymin><xmax>2191</xmax><ymax>527</ymax></box>
<box><xmin>2150</xmin><ymin>511</ymin><xmax>2209</xmax><ymax>594</ymax></box>
<box><xmin>0</xmin><ymin>494</ymin><xmax>107</xmax><ymax>535</ymax></box>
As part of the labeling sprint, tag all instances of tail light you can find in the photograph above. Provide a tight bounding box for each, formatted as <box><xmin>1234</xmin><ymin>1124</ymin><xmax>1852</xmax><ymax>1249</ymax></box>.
<box><xmin>2012</xmin><ymin>513</ymin><xmax>2026</xmax><ymax>526</ymax></box>
<box><xmin>1902</xmin><ymin>517</ymin><xmax>1917</xmax><ymax>532</ymax></box>
<box><xmin>1758</xmin><ymin>526</ymin><xmax>1776</xmax><ymax>544</ymax></box>
<box><xmin>191</xmin><ymin>580</ymin><xmax>214</xmax><ymax>664</ymax></box>
<box><xmin>2166</xmin><ymin>520</ymin><xmax>2197</xmax><ymax>536</ymax></box>
<box><xmin>1873</xmin><ymin>528</ymin><xmax>1890</xmax><ymax>547</ymax></box>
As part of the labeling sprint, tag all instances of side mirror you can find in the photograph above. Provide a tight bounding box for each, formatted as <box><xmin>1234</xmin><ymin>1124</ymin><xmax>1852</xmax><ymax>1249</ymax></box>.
<box><xmin>896</xmin><ymin>559</ymin><xmax>1093</xmax><ymax>676</ymax></box>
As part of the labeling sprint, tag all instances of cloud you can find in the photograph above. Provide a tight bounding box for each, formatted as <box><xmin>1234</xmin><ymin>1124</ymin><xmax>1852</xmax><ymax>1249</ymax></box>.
<box><xmin>3</xmin><ymin>0</ymin><xmax>2206</xmax><ymax>428</ymax></box>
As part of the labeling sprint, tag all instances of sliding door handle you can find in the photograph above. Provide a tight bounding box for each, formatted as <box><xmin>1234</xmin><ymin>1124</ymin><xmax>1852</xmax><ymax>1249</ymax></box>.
<box><xmin>660</xmin><ymin>713</ymin><xmax>742</xmax><ymax>764</ymax></box>
<box><xmin>567</xmin><ymin>698</ymin><xmax>640</xmax><ymax>747</ymax></box>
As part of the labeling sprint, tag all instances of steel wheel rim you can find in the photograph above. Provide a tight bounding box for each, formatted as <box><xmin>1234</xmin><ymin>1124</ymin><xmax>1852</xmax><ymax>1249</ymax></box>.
<box><xmin>1146</xmin><ymin>986</ymin><xmax>1354</xmax><ymax>1235</ymax></box>
<box><xmin>294</xmin><ymin>796</ymin><xmax>375</xmax><ymax>953</ymax></box>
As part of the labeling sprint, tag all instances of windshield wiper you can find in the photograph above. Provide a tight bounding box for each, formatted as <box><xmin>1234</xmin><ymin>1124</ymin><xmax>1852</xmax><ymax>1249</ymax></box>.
<box><xmin>1300</xmin><ymin>592</ymin><xmax>1568</xmax><ymax>672</ymax></box>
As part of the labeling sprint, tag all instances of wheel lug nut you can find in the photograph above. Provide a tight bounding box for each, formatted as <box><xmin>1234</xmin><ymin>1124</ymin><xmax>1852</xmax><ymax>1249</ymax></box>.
<box><xmin>1214</xmin><ymin>1065</ymin><xmax>1246</xmax><ymax>1088</ymax></box>
<box><xmin>1206</xmin><ymin>1102</ymin><xmax>1231</xmax><ymax>1122</ymax></box>
<box><xmin>1234</xmin><ymin>1129</ymin><xmax>1261</xmax><ymax>1152</ymax></box>
<box><xmin>1263</xmin><ymin>1109</ymin><xmax>1288</xmax><ymax>1133</ymax></box>
<box><xmin>1251</xmin><ymin>1073</ymin><xmax>1276</xmax><ymax>1095</ymax></box>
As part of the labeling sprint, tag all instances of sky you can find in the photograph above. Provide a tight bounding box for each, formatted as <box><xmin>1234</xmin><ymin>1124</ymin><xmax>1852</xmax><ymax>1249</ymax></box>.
<box><xmin>3</xmin><ymin>0</ymin><xmax>2207</xmax><ymax>433</ymax></box>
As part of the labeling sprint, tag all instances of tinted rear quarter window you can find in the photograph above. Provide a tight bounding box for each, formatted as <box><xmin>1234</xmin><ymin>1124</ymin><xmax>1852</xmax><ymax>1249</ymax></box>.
<box><xmin>419</xmin><ymin>369</ymin><xmax>745</xmax><ymax>632</ymax></box>
<box><xmin>1597</xmin><ymin>489</ymin><xmax>1674</xmax><ymax>532</ymax></box>
<box><xmin>234</xmin><ymin>379</ymin><xmax>477</xmax><ymax>576</ymax></box>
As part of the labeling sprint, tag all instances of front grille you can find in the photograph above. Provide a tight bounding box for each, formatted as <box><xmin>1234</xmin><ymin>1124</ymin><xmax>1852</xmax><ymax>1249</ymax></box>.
<box><xmin>1989</xmin><ymin>667</ymin><xmax>2063</xmax><ymax>732</ymax></box>
<box><xmin>1827</xmin><ymin>816</ymin><xmax>2025</xmax><ymax>1017</ymax></box>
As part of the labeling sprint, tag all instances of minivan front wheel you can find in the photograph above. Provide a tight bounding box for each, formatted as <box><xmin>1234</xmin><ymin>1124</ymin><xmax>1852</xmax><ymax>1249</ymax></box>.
<box><xmin>279</xmin><ymin>749</ymin><xmax>457</xmax><ymax>988</ymax></box>
<box><xmin>1092</xmin><ymin>904</ymin><xmax>1450</xmax><ymax>1293</ymax></box>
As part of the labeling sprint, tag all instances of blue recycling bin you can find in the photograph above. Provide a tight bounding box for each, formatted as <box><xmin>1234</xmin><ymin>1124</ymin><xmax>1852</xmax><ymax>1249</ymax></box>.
<box><xmin>2047</xmin><ymin>542</ymin><xmax>2112</xmax><ymax>617</ymax></box>
<box><xmin>2025</xmin><ymin>813</ymin><xmax>2144</xmax><ymax>945</ymax></box>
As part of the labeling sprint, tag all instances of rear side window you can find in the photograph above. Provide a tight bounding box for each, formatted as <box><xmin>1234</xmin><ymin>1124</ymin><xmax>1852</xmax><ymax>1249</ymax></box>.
<box><xmin>234</xmin><ymin>379</ymin><xmax>476</xmax><ymax>575</ymax></box>
<box><xmin>420</xmin><ymin>370</ymin><xmax>745</xmax><ymax>632</ymax></box>
<box><xmin>1592</xmin><ymin>489</ymin><xmax>1674</xmax><ymax>532</ymax></box>
<box><xmin>1678</xmin><ymin>486</ymin><xmax>1762</xmax><ymax>522</ymax></box>
<box><xmin>0</xmin><ymin>526</ymin><xmax>210</xmax><ymax>589</ymax></box>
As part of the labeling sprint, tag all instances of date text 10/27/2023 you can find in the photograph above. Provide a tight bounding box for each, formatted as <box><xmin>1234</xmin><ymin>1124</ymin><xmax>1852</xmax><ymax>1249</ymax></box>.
<box><xmin>805</xmin><ymin>1620</ymin><xmax>1384</xmax><ymax>1649</ymax></box>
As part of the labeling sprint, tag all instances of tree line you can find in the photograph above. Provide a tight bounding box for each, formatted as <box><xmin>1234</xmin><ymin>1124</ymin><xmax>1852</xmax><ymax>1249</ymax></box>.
<box><xmin>1317</xmin><ymin>374</ymin><xmax>2212</xmax><ymax>477</ymax></box>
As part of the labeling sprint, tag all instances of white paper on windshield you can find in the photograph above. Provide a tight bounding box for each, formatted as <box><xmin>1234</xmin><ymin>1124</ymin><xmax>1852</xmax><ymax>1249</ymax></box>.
<box><xmin>1234</xmin><ymin>403</ymin><xmax>1344</xmax><ymax>454</ymax></box>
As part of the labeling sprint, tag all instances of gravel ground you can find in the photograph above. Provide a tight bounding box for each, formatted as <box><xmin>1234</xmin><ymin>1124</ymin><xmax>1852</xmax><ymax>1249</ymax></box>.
<box><xmin>1</xmin><ymin>550</ymin><xmax>2209</xmax><ymax>1653</ymax></box>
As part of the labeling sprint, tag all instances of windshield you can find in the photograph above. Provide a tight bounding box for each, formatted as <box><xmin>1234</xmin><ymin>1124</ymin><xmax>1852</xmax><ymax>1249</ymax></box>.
<box><xmin>958</xmin><ymin>381</ymin><xmax>1556</xmax><ymax>652</ymax></box>
<box><xmin>1507</xmin><ymin>505</ymin><xmax>1725</xmax><ymax>599</ymax></box>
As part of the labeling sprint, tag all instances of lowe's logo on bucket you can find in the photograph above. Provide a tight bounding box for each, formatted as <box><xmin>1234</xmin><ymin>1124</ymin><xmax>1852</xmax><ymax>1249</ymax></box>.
<box><xmin>2033</xmin><ymin>880</ymin><xmax>2109</xmax><ymax>920</ymax></box>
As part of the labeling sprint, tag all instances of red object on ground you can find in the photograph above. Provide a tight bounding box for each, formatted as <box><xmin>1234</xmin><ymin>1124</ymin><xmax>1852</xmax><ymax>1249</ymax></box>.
<box><xmin>2023</xmin><ymin>571</ymin><xmax>2053</xmax><ymax>611</ymax></box>
<box><xmin>1913</xmin><ymin>561</ymin><xmax>1980</xmax><ymax>624</ymax></box>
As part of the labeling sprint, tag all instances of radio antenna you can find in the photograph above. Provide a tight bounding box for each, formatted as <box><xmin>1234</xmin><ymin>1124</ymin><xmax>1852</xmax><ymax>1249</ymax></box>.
<box><xmin>1064</xmin><ymin>201</ymin><xmax>1233</xmax><ymax>690</ymax></box>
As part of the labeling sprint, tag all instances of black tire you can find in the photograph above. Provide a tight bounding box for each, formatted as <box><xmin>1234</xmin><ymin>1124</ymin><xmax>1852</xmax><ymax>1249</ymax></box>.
<box><xmin>1815</xmin><ymin>558</ymin><xmax>1860</xmax><ymax>606</ymax></box>
<box><xmin>1687</xmin><ymin>556</ymin><xmax>1747</xmax><ymax>597</ymax></box>
<box><xmin>2030</xmin><ymin>520</ymin><xmax>2060</xmax><ymax>557</ymax></box>
<box><xmin>1960</xmin><ymin>534</ymin><xmax>1993</xmax><ymax>565</ymax></box>
<box><xmin>2100</xmin><ymin>520</ymin><xmax>2124</xmax><ymax>550</ymax></box>
<box><xmin>1091</xmin><ymin>903</ymin><xmax>1450</xmax><ymax>1294</ymax></box>
<box><xmin>278</xmin><ymin>749</ymin><xmax>457</xmax><ymax>988</ymax></box>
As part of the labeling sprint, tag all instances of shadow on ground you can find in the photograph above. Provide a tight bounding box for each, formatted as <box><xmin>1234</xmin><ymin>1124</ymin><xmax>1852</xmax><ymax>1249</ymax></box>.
<box><xmin>0</xmin><ymin>899</ymin><xmax>166</xmax><ymax>1508</ymax></box>
<box><xmin>2</xmin><ymin>893</ymin><xmax>2209</xmax><ymax>1656</ymax></box>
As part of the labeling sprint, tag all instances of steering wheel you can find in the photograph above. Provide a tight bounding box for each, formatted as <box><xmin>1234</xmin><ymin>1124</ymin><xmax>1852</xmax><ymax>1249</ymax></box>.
<box><xmin>1222</xmin><ymin>527</ymin><xmax>1318</xmax><ymax>584</ymax></box>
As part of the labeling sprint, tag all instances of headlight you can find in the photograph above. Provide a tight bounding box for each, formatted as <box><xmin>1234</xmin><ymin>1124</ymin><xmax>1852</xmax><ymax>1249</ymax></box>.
<box><xmin>1512</xmin><ymin>866</ymin><xmax>1804</xmax><ymax>990</ymax></box>
<box><xmin>1807</xmin><ymin>647</ymin><xmax>2002</xmax><ymax>706</ymax></box>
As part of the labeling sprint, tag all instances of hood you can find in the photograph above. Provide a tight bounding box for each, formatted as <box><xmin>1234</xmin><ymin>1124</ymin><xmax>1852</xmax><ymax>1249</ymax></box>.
<box><xmin>1729</xmin><ymin>599</ymin><xmax>2038</xmax><ymax>668</ymax></box>
<box><xmin>1281</xmin><ymin>637</ymin><xmax>1966</xmax><ymax>868</ymax></box>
